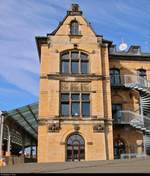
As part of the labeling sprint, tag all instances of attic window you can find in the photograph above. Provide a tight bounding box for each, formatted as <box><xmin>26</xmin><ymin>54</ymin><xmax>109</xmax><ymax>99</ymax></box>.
<box><xmin>70</xmin><ymin>20</ymin><xmax>79</xmax><ymax>35</ymax></box>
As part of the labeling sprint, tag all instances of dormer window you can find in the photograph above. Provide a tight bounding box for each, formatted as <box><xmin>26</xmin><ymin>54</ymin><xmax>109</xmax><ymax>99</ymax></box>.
<box><xmin>70</xmin><ymin>20</ymin><xmax>79</xmax><ymax>35</ymax></box>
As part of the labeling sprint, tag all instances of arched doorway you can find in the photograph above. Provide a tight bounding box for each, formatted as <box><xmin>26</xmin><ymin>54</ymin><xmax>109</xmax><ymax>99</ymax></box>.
<box><xmin>66</xmin><ymin>133</ymin><xmax>85</xmax><ymax>161</ymax></box>
<box><xmin>114</xmin><ymin>138</ymin><xmax>126</xmax><ymax>159</ymax></box>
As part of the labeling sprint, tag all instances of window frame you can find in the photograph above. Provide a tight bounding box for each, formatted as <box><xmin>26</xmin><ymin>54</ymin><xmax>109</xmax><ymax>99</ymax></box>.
<box><xmin>110</xmin><ymin>68</ymin><xmax>121</xmax><ymax>86</ymax></box>
<box><xmin>60</xmin><ymin>93</ymin><xmax>90</xmax><ymax>118</ymax></box>
<box><xmin>112</xmin><ymin>104</ymin><xmax>123</xmax><ymax>123</ymax></box>
<box><xmin>70</xmin><ymin>20</ymin><xmax>79</xmax><ymax>35</ymax></box>
<box><xmin>60</xmin><ymin>51</ymin><xmax>89</xmax><ymax>74</ymax></box>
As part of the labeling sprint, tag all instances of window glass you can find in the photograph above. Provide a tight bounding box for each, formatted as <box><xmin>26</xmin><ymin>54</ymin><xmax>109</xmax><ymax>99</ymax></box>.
<box><xmin>61</xmin><ymin>103</ymin><xmax>69</xmax><ymax>116</ymax></box>
<box><xmin>112</xmin><ymin>104</ymin><xmax>122</xmax><ymax>122</ymax></box>
<box><xmin>71</xmin><ymin>94</ymin><xmax>80</xmax><ymax>101</ymax></box>
<box><xmin>81</xmin><ymin>61</ymin><xmax>88</xmax><ymax>74</ymax></box>
<box><xmin>81</xmin><ymin>53</ymin><xmax>88</xmax><ymax>60</ymax></box>
<box><xmin>61</xmin><ymin>53</ymin><xmax>69</xmax><ymax>60</ymax></box>
<box><xmin>71</xmin><ymin>52</ymin><xmax>78</xmax><ymax>60</ymax></box>
<box><xmin>70</xmin><ymin>21</ymin><xmax>79</xmax><ymax>35</ymax></box>
<box><xmin>82</xmin><ymin>94</ymin><xmax>89</xmax><ymax>101</ymax></box>
<box><xmin>61</xmin><ymin>61</ymin><xmax>69</xmax><ymax>73</ymax></box>
<box><xmin>61</xmin><ymin>94</ymin><xmax>69</xmax><ymax>101</ymax></box>
<box><xmin>110</xmin><ymin>69</ymin><xmax>121</xmax><ymax>85</ymax></box>
<box><xmin>71</xmin><ymin>102</ymin><xmax>80</xmax><ymax>116</ymax></box>
<box><xmin>82</xmin><ymin>102</ymin><xmax>90</xmax><ymax>117</ymax></box>
<box><xmin>71</xmin><ymin>61</ymin><xmax>79</xmax><ymax>73</ymax></box>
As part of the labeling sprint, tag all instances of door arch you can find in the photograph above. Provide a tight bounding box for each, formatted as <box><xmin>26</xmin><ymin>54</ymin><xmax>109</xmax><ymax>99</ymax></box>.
<box><xmin>66</xmin><ymin>133</ymin><xmax>85</xmax><ymax>161</ymax></box>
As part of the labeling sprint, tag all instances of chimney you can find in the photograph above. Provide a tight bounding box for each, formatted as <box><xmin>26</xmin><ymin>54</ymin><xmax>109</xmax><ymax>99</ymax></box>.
<box><xmin>109</xmin><ymin>44</ymin><xmax>116</xmax><ymax>54</ymax></box>
<box><xmin>128</xmin><ymin>45</ymin><xmax>141</xmax><ymax>55</ymax></box>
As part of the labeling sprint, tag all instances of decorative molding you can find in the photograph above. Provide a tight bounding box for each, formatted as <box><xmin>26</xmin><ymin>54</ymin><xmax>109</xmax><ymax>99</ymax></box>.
<box><xmin>73</xmin><ymin>124</ymin><xmax>80</xmax><ymax>131</ymax></box>
<box><xmin>93</xmin><ymin>123</ymin><xmax>104</xmax><ymax>133</ymax></box>
<box><xmin>47</xmin><ymin>74</ymin><xmax>108</xmax><ymax>81</ymax></box>
<box><xmin>87</xmin><ymin>142</ymin><xmax>93</xmax><ymax>145</ymax></box>
<box><xmin>48</xmin><ymin>122</ymin><xmax>60</xmax><ymax>133</ymax></box>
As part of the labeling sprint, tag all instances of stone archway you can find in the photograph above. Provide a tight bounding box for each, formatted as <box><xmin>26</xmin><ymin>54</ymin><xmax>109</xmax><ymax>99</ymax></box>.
<box><xmin>66</xmin><ymin>133</ymin><xmax>85</xmax><ymax>161</ymax></box>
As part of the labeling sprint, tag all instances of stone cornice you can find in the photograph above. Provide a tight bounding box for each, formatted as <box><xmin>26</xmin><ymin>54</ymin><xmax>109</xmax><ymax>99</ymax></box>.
<box><xmin>40</xmin><ymin>73</ymin><xmax>109</xmax><ymax>81</ymax></box>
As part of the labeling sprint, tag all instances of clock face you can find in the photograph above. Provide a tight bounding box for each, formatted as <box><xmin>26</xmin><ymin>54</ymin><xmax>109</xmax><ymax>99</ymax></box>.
<box><xmin>119</xmin><ymin>43</ymin><xmax>128</xmax><ymax>51</ymax></box>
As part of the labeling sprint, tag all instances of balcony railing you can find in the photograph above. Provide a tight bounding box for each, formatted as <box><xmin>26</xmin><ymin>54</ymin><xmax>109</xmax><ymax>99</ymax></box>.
<box><xmin>113</xmin><ymin>110</ymin><xmax>150</xmax><ymax>131</ymax></box>
<box><xmin>110</xmin><ymin>75</ymin><xmax>149</xmax><ymax>89</ymax></box>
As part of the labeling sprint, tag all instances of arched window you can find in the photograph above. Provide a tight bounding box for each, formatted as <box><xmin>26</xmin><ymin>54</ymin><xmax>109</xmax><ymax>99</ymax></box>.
<box><xmin>70</xmin><ymin>20</ymin><xmax>79</xmax><ymax>35</ymax></box>
<box><xmin>110</xmin><ymin>68</ymin><xmax>121</xmax><ymax>86</ymax></box>
<box><xmin>66</xmin><ymin>133</ymin><xmax>85</xmax><ymax>161</ymax></box>
<box><xmin>60</xmin><ymin>50</ymin><xmax>89</xmax><ymax>74</ymax></box>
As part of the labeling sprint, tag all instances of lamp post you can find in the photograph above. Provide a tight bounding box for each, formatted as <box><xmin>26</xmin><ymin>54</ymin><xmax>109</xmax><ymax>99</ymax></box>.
<box><xmin>0</xmin><ymin>111</ymin><xmax>5</xmax><ymax>160</ymax></box>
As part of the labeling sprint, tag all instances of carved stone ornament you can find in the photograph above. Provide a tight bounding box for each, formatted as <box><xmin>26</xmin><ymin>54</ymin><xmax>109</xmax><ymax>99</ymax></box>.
<box><xmin>74</xmin><ymin>124</ymin><xmax>80</xmax><ymax>131</ymax></box>
<box><xmin>93</xmin><ymin>123</ymin><xmax>104</xmax><ymax>133</ymax></box>
<box><xmin>48</xmin><ymin>123</ymin><xmax>60</xmax><ymax>133</ymax></box>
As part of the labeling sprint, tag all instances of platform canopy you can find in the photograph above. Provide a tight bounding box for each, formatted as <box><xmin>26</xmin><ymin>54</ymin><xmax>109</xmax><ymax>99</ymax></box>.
<box><xmin>5</xmin><ymin>102</ymin><xmax>38</xmax><ymax>139</ymax></box>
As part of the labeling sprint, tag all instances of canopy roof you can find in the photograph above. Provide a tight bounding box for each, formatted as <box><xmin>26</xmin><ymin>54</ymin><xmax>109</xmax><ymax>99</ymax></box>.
<box><xmin>5</xmin><ymin>102</ymin><xmax>38</xmax><ymax>139</ymax></box>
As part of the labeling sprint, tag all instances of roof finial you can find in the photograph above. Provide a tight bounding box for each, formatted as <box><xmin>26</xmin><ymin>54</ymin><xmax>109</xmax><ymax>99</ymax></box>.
<box><xmin>67</xmin><ymin>4</ymin><xmax>82</xmax><ymax>15</ymax></box>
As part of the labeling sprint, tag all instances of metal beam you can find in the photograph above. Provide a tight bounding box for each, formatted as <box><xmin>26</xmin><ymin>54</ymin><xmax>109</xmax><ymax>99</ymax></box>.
<box><xmin>27</xmin><ymin>105</ymin><xmax>38</xmax><ymax>122</ymax></box>
<box><xmin>5</xmin><ymin>112</ymin><xmax>36</xmax><ymax>140</ymax></box>
<box><xmin>16</xmin><ymin>109</ymin><xmax>37</xmax><ymax>134</ymax></box>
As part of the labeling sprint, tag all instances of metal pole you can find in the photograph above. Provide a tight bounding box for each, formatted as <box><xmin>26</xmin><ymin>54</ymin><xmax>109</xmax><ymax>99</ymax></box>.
<box><xmin>5</xmin><ymin>125</ymin><xmax>11</xmax><ymax>156</ymax></box>
<box><xmin>0</xmin><ymin>114</ymin><xmax>4</xmax><ymax>159</ymax></box>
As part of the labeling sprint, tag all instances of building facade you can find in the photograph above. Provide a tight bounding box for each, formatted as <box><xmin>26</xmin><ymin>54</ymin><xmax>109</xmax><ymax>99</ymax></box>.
<box><xmin>36</xmin><ymin>4</ymin><xmax>150</xmax><ymax>163</ymax></box>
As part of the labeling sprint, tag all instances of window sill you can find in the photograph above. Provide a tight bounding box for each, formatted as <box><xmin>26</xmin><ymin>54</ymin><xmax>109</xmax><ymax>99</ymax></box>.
<box><xmin>68</xmin><ymin>34</ymin><xmax>83</xmax><ymax>37</ymax></box>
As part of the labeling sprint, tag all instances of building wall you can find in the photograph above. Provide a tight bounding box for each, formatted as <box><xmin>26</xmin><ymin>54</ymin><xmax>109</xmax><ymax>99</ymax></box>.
<box><xmin>110</xmin><ymin>59</ymin><xmax>150</xmax><ymax>155</ymax></box>
<box><xmin>38</xmin><ymin>13</ymin><xmax>114</xmax><ymax>163</ymax></box>
<box><xmin>37</xmin><ymin>5</ymin><xmax>150</xmax><ymax>163</ymax></box>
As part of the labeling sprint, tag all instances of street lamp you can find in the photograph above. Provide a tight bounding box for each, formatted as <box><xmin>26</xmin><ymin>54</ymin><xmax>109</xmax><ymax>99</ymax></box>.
<box><xmin>0</xmin><ymin>111</ymin><xmax>5</xmax><ymax>160</ymax></box>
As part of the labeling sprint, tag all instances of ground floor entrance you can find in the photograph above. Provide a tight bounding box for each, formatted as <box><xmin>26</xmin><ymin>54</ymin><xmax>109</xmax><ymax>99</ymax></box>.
<box><xmin>66</xmin><ymin>133</ymin><xmax>85</xmax><ymax>161</ymax></box>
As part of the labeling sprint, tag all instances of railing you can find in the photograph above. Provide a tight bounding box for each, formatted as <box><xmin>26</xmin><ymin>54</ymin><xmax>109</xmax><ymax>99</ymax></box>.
<box><xmin>121</xmin><ymin>153</ymin><xmax>147</xmax><ymax>160</ymax></box>
<box><xmin>110</xmin><ymin>75</ymin><xmax>149</xmax><ymax>89</ymax></box>
<box><xmin>113</xmin><ymin>110</ymin><xmax>142</xmax><ymax>125</ymax></box>
<box><xmin>113</xmin><ymin>110</ymin><xmax>150</xmax><ymax>131</ymax></box>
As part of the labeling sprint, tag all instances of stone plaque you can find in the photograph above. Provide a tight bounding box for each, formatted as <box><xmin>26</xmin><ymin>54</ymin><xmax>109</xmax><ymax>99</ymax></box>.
<box><xmin>81</xmin><ymin>83</ymin><xmax>90</xmax><ymax>91</ymax></box>
<box><xmin>61</xmin><ymin>82</ymin><xmax>70</xmax><ymax>91</ymax></box>
<box><xmin>71</xmin><ymin>82</ymin><xmax>81</xmax><ymax>91</ymax></box>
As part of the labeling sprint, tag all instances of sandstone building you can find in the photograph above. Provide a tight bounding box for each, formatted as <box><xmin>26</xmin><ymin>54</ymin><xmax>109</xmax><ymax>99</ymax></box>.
<box><xmin>36</xmin><ymin>4</ymin><xmax>150</xmax><ymax>163</ymax></box>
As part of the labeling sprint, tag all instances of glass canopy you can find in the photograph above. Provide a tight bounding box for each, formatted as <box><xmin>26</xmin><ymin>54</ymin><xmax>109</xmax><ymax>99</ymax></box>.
<box><xmin>5</xmin><ymin>102</ymin><xmax>38</xmax><ymax>139</ymax></box>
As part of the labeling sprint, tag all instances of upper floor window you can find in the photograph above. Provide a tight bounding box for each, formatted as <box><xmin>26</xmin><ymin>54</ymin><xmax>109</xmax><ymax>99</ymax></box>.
<box><xmin>137</xmin><ymin>69</ymin><xmax>146</xmax><ymax>78</ymax></box>
<box><xmin>70</xmin><ymin>20</ymin><xmax>79</xmax><ymax>35</ymax></box>
<box><xmin>112</xmin><ymin>104</ymin><xmax>122</xmax><ymax>123</ymax></box>
<box><xmin>137</xmin><ymin>69</ymin><xmax>147</xmax><ymax>88</ymax></box>
<box><xmin>61</xmin><ymin>51</ymin><xmax>89</xmax><ymax>74</ymax></box>
<box><xmin>110</xmin><ymin>69</ymin><xmax>121</xmax><ymax>86</ymax></box>
<box><xmin>60</xmin><ymin>93</ymin><xmax>90</xmax><ymax>117</ymax></box>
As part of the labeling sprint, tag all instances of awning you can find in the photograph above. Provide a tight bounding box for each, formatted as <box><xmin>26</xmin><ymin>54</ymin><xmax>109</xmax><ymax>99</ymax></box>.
<box><xmin>4</xmin><ymin>102</ymin><xmax>38</xmax><ymax>140</ymax></box>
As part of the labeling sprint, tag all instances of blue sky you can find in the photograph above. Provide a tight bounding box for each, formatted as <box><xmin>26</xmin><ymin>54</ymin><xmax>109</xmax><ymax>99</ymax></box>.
<box><xmin>0</xmin><ymin>0</ymin><xmax>150</xmax><ymax>111</ymax></box>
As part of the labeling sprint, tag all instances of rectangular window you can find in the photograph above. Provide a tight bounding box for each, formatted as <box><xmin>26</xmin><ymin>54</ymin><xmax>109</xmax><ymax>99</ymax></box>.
<box><xmin>112</xmin><ymin>104</ymin><xmax>122</xmax><ymax>123</ymax></box>
<box><xmin>61</xmin><ymin>94</ymin><xmax>69</xmax><ymax>101</ymax></box>
<box><xmin>61</xmin><ymin>103</ymin><xmax>69</xmax><ymax>116</ymax></box>
<box><xmin>82</xmin><ymin>102</ymin><xmax>90</xmax><ymax>117</ymax></box>
<box><xmin>81</xmin><ymin>61</ymin><xmax>88</xmax><ymax>74</ymax></box>
<box><xmin>71</xmin><ymin>94</ymin><xmax>80</xmax><ymax>101</ymax></box>
<box><xmin>71</xmin><ymin>61</ymin><xmax>79</xmax><ymax>73</ymax></box>
<box><xmin>71</xmin><ymin>102</ymin><xmax>80</xmax><ymax>116</ymax></box>
<box><xmin>61</xmin><ymin>61</ymin><xmax>69</xmax><ymax>73</ymax></box>
<box><xmin>82</xmin><ymin>94</ymin><xmax>89</xmax><ymax>101</ymax></box>
<box><xmin>60</xmin><ymin>93</ymin><xmax>90</xmax><ymax>117</ymax></box>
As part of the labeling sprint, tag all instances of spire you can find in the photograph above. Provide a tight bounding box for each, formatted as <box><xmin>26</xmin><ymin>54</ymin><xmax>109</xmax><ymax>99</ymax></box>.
<box><xmin>67</xmin><ymin>4</ymin><xmax>82</xmax><ymax>16</ymax></box>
